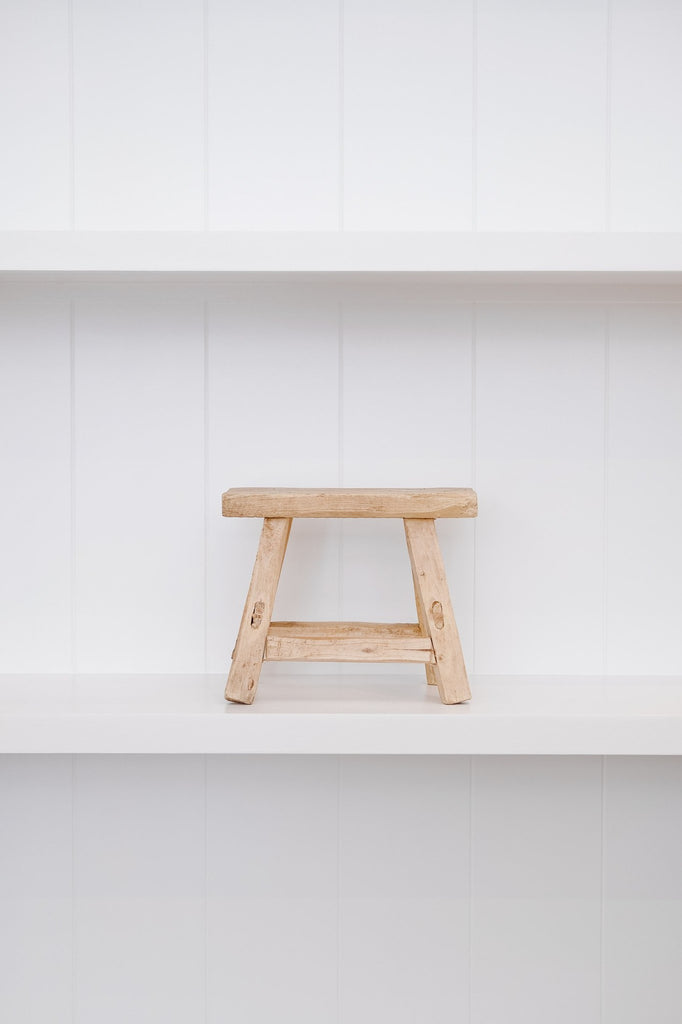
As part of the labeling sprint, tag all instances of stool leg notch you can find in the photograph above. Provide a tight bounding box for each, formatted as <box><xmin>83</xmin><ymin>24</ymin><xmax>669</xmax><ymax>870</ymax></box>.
<box><xmin>403</xmin><ymin>518</ymin><xmax>471</xmax><ymax>705</ymax></box>
<box><xmin>225</xmin><ymin>517</ymin><xmax>292</xmax><ymax>704</ymax></box>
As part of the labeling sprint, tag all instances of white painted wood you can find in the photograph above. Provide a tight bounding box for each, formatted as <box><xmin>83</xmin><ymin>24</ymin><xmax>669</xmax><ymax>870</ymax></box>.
<box><xmin>340</xmin><ymin>289</ymin><xmax>474</xmax><ymax>668</ymax></box>
<box><xmin>0</xmin><ymin>755</ymin><xmax>72</xmax><ymax>1023</ymax></box>
<box><xmin>607</xmin><ymin>305</ymin><xmax>682</xmax><ymax>673</ymax></box>
<box><xmin>0</xmin><ymin>293</ymin><xmax>72</xmax><ymax>671</ymax></box>
<box><xmin>2</xmin><ymin>674</ymin><xmax>682</xmax><ymax>755</ymax></box>
<box><xmin>206</xmin><ymin>287</ymin><xmax>340</xmax><ymax>674</ymax></box>
<box><xmin>343</xmin><ymin>0</ymin><xmax>473</xmax><ymax>230</ymax></box>
<box><xmin>339</xmin><ymin>756</ymin><xmax>469</xmax><ymax>1023</ymax></box>
<box><xmin>611</xmin><ymin>0</ymin><xmax>682</xmax><ymax>230</ymax></box>
<box><xmin>1</xmin><ymin>752</ymin><xmax>680</xmax><ymax>1024</ymax></box>
<box><xmin>6</xmin><ymin>232</ymin><xmax>682</xmax><ymax>275</ymax></box>
<box><xmin>477</xmin><ymin>0</ymin><xmax>608</xmax><ymax>230</ymax></box>
<box><xmin>0</xmin><ymin>1</ymin><xmax>70</xmax><ymax>228</ymax></box>
<box><xmin>471</xmin><ymin>757</ymin><xmax>602</xmax><ymax>1024</ymax></box>
<box><xmin>74</xmin><ymin>289</ymin><xmax>205</xmax><ymax>671</ymax></box>
<box><xmin>475</xmin><ymin>305</ymin><xmax>606</xmax><ymax>674</ymax></box>
<box><xmin>72</xmin><ymin>0</ymin><xmax>203</xmax><ymax>228</ymax></box>
<box><xmin>2</xmin><ymin>3</ymin><xmax>682</xmax><ymax>1019</ymax></box>
<box><xmin>208</xmin><ymin>0</ymin><xmax>338</xmax><ymax>229</ymax></box>
<box><xmin>74</xmin><ymin>755</ymin><xmax>205</xmax><ymax>1023</ymax></box>
<box><xmin>603</xmin><ymin>757</ymin><xmax>682</xmax><ymax>1024</ymax></box>
<box><xmin>206</xmin><ymin>755</ymin><xmax>338</xmax><ymax>1023</ymax></box>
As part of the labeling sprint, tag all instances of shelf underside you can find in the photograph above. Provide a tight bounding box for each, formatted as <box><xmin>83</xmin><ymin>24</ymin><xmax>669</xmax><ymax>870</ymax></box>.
<box><xmin>1</xmin><ymin>674</ymin><xmax>680</xmax><ymax>755</ymax></box>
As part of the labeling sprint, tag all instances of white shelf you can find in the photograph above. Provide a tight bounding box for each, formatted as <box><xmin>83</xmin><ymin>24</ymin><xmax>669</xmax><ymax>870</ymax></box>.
<box><xmin>2</xmin><ymin>231</ymin><xmax>682</xmax><ymax>280</ymax></box>
<box><xmin>1</xmin><ymin>674</ymin><xmax>681</xmax><ymax>754</ymax></box>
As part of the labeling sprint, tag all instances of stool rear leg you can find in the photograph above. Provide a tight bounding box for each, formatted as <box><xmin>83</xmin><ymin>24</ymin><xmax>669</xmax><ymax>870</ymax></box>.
<box><xmin>404</xmin><ymin>518</ymin><xmax>471</xmax><ymax>705</ymax></box>
<box><xmin>225</xmin><ymin>517</ymin><xmax>292</xmax><ymax>704</ymax></box>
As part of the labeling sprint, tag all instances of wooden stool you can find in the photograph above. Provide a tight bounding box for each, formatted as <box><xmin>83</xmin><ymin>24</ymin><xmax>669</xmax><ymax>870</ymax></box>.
<box><xmin>222</xmin><ymin>487</ymin><xmax>477</xmax><ymax>706</ymax></box>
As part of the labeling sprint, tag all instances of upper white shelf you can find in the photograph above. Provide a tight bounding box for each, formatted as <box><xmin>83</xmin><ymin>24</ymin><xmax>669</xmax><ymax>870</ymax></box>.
<box><xmin>2</xmin><ymin>231</ymin><xmax>682</xmax><ymax>280</ymax></box>
<box><xmin>1</xmin><ymin>674</ymin><xmax>681</xmax><ymax>755</ymax></box>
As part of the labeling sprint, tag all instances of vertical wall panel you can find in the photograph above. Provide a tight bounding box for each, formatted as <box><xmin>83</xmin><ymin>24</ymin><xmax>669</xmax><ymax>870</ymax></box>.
<box><xmin>73</xmin><ymin>0</ymin><xmax>203</xmax><ymax>228</ymax></box>
<box><xmin>475</xmin><ymin>305</ymin><xmax>606</xmax><ymax>674</ymax></box>
<box><xmin>477</xmin><ymin>0</ymin><xmax>607</xmax><ymax>229</ymax></box>
<box><xmin>74</xmin><ymin>289</ymin><xmax>205</xmax><ymax>671</ymax></box>
<box><xmin>74</xmin><ymin>755</ymin><xmax>205</xmax><ymax>1023</ymax></box>
<box><xmin>0</xmin><ymin>755</ymin><xmax>72</xmax><ymax>1023</ymax></box>
<box><xmin>206</xmin><ymin>286</ymin><xmax>340</xmax><ymax>675</ymax></box>
<box><xmin>339</xmin><ymin>756</ymin><xmax>470</xmax><ymax>1023</ymax></box>
<box><xmin>206</xmin><ymin>755</ymin><xmax>338</xmax><ymax>1024</ymax></box>
<box><xmin>208</xmin><ymin>0</ymin><xmax>339</xmax><ymax>229</ymax></box>
<box><xmin>471</xmin><ymin>757</ymin><xmax>602</xmax><ymax>1024</ymax></box>
<box><xmin>341</xmin><ymin>289</ymin><xmax>474</xmax><ymax>670</ymax></box>
<box><xmin>344</xmin><ymin>0</ymin><xmax>473</xmax><ymax>229</ymax></box>
<box><xmin>611</xmin><ymin>0</ymin><xmax>682</xmax><ymax>229</ymax></box>
<box><xmin>0</xmin><ymin>293</ymin><xmax>72</xmax><ymax>671</ymax></box>
<box><xmin>607</xmin><ymin>305</ymin><xmax>682</xmax><ymax>673</ymax></box>
<box><xmin>0</xmin><ymin>0</ymin><xmax>70</xmax><ymax>228</ymax></box>
<box><xmin>603</xmin><ymin>758</ymin><xmax>682</xmax><ymax>1024</ymax></box>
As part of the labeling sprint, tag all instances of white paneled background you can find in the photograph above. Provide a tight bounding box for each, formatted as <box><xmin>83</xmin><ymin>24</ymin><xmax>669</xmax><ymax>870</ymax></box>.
<box><xmin>1</xmin><ymin>754</ymin><xmax>681</xmax><ymax>1024</ymax></box>
<box><xmin>3</xmin><ymin>0</ymin><xmax>682</xmax><ymax>231</ymax></box>
<box><xmin>2</xmin><ymin>281</ymin><xmax>681</xmax><ymax>678</ymax></box>
<box><xmin>2</xmin><ymin>2</ymin><xmax>682</xmax><ymax>1023</ymax></box>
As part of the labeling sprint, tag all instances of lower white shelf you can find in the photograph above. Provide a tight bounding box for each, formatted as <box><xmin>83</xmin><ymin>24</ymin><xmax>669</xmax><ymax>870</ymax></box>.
<box><xmin>1</xmin><ymin>673</ymin><xmax>681</xmax><ymax>754</ymax></box>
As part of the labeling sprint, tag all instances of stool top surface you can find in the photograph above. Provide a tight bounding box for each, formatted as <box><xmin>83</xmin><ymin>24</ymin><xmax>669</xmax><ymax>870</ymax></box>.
<box><xmin>222</xmin><ymin>487</ymin><xmax>477</xmax><ymax>519</ymax></box>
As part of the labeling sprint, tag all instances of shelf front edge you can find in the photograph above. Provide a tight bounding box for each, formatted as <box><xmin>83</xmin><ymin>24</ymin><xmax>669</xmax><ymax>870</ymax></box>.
<box><xmin>1</xmin><ymin>714</ymin><xmax>681</xmax><ymax>755</ymax></box>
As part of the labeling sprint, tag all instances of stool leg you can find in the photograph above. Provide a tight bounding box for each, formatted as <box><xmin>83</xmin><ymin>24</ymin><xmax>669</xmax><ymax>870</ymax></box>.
<box><xmin>225</xmin><ymin>517</ymin><xmax>292</xmax><ymax>704</ymax></box>
<box><xmin>411</xmin><ymin>562</ymin><xmax>439</xmax><ymax>687</ymax></box>
<box><xmin>404</xmin><ymin>518</ymin><xmax>471</xmax><ymax>705</ymax></box>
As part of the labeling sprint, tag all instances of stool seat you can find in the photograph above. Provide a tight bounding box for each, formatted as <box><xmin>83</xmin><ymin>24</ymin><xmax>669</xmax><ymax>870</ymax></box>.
<box><xmin>222</xmin><ymin>486</ymin><xmax>477</xmax><ymax>519</ymax></box>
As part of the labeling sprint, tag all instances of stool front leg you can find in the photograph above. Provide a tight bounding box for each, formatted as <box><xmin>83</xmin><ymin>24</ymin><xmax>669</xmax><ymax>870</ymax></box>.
<box><xmin>404</xmin><ymin>518</ymin><xmax>471</xmax><ymax>705</ymax></box>
<box><xmin>410</xmin><ymin>562</ymin><xmax>440</xmax><ymax>687</ymax></box>
<box><xmin>225</xmin><ymin>517</ymin><xmax>292</xmax><ymax>704</ymax></box>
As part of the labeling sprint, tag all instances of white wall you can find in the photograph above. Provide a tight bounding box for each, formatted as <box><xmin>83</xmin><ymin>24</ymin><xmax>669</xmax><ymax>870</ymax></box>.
<box><xmin>3</xmin><ymin>0</ymin><xmax>682</xmax><ymax>231</ymax></box>
<box><xmin>2</xmin><ymin>0</ymin><xmax>682</xmax><ymax>672</ymax></box>
<box><xmin>1</xmin><ymin>281</ymin><xmax>682</xmax><ymax>676</ymax></box>
<box><xmin>2</xmin><ymin>3</ymin><xmax>682</xmax><ymax>1024</ymax></box>
<box><xmin>1</xmin><ymin>754</ymin><xmax>681</xmax><ymax>1024</ymax></box>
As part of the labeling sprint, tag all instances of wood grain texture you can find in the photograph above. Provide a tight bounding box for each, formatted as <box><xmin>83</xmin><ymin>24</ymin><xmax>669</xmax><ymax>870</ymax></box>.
<box><xmin>268</xmin><ymin>622</ymin><xmax>423</xmax><ymax>638</ymax></box>
<box><xmin>222</xmin><ymin>487</ymin><xmax>478</xmax><ymax>519</ymax></box>
<box><xmin>404</xmin><ymin>518</ymin><xmax>471</xmax><ymax>704</ymax></box>
<box><xmin>265</xmin><ymin>635</ymin><xmax>435</xmax><ymax>663</ymax></box>
<box><xmin>225</xmin><ymin>518</ymin><xmax>292</xmax><ymax>704</ymax></box>
<box><xmin>411</xmin><ymin>561</ymin><xmax>440</xmax><ymax>687</ymax></box>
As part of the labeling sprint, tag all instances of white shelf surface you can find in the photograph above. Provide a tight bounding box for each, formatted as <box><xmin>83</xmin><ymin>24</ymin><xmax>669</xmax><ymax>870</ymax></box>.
<box><xmin>2</xmin><ymin>231</ymin><xmax>682</xmax><ymax>279</ymax></box>
<box><xmin>1</xmin><ymin>674</ymin><xmax>681</xmax><ymax>755</ymax></box>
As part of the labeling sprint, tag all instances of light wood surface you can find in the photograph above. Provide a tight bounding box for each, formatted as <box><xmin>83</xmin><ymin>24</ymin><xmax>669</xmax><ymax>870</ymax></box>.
<box><xmin>222</xmin><ymin>487</ymin><xmax>477</xmax><ymax>519</ymax></box>
<box><xmin>225</xmin><ymin>517</ymin><xmax>292</xmax><ymax>704</ymax></box>
<box><xmin>265</xmin><ymin>635</ymin><xmax>435</xmax><ymax>663</ymax></box>
<box><xmin>268</xmin><ymin>621</ymin><xmax>423</xmax><ymax>638</ymax></box>
<box><xmin>411</xmin><ymin>562</ymin><xmax>440</xmax><ymax>687</ymax></box>
<box><xmin>404</xmin><ymin>518</ymin><xmax>471</xmax><ymax>705</ymax></box>
<box><xmin>224</xmin><ymin>499</ymin><xmax>475</xmax><ymax>705</ymax></box>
